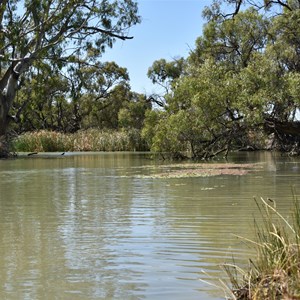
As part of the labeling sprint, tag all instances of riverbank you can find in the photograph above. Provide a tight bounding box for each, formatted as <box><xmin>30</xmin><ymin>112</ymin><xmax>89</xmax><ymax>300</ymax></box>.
<box><xmin>224</xmin><ymin>197</ymin><xmax>300</xmax><ymax>300</ymax></box>
<box><xmin>12</xmin><ymin>129</ymin><xmax>148</xmax><ymax>152</ymax></box>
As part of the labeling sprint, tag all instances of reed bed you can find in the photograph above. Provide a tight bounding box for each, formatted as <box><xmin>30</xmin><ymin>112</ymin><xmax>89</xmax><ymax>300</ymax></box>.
<box><xmin>13</xmin><ymin>129</ymin><xmax>148</xmax><ymax>152</ymax></box>
<box><xmin>222</xmin><ymin>196</ymin><xmax>300</xmax><ymax>300</ymax></box>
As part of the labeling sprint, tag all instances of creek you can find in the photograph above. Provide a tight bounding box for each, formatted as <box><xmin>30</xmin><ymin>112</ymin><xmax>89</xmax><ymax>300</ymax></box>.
<box><xmin>0</xmin><ymin>151</ymin><xmax>299</xmax><ymax>299</ymax></box>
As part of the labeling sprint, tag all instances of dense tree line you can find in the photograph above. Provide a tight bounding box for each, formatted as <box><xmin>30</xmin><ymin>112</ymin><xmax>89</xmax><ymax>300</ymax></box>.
<box><xmin>1</xmin><ymin>0</ymin><xmax>300</xmax><ymax>158</ymax></box>
<box><xmin>11</xmin><ymin>60</ymin><xmax>150</xmax><ymax>133</ymax></box>
<box><xmin>0</xmin><ymin>0</ymin><xmax>141</xmax><ymax>156</ymax></box>
<box><xmin>143</xmin><ymin>0</ymin><xmax>300</xmax><ymax>159</ymax></box>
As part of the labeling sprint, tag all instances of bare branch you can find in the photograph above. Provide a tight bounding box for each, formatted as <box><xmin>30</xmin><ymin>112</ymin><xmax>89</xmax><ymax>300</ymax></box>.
<box><xmin>81</xmin><ymin>26</ymin><xmax>133</xmax><ymax>40</ymax></box>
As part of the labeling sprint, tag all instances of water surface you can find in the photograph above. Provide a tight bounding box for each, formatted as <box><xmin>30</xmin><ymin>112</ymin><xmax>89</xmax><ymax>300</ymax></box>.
<box><xmin>0</xmin><ymin>151</ymin><xmax>299</xmax><ymax>299</ymax></box>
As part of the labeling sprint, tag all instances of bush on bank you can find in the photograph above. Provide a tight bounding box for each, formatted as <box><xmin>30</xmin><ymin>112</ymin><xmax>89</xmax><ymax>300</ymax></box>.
<box><xmin>12</xmin><ymin>129</ymin><xmax>149</xmax><ymax>152</ymax></box>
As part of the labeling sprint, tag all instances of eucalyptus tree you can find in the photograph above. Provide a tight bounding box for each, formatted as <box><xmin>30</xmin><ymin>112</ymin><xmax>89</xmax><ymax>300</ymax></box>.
<box><xmin>81</xmin><ymin>81</ymin><xmax>131</xmax><ymax>129</ymax></box>
<box><xmin>203</xmin><ymin>0</ymin><xmax>300</xmax><ymax>18</ymax></box>
<box><xmin>118</xmin><ymin>92</ymin><xmax>151</xmax><ymax>129</ymax></box>
<box><xmin>0</xmin><ymin>0</ymin><xmax>140</xmax><ymax>156</ymax></box>
<box><xmin>190</xmin><ymin>8</ymin><xmax>269</xmax><ymax>69</ymax></box>
<box><xmin>144</xmin><ymin>59</ymin><xmax>249</xmax><ymax>159</ymax></box>
<box><xmin>144</xmin><ymin>0</ymin><xmax>300</xmax><ymax>158</ymax></box>
<box><xmin>205</xmin><ymin>0</ymin><xmax>300</xmax><ymax>152</ymax></box>
<box><xmin>12</xmin><ymin>62</ymin><xmax>70</xmax><ymax>132</ymax></box>
<box><xmin>143</xmin><ymin>8</ymin><xmax>271</xmax><ymax>159</ymax></box>
<box><xmin>66</xmin><ymin>60</ymin><xmax>130</xmax><ymax>131</ymax></box>
<box><xmin>13</xmin><ymin>59</ymin><xmax>146</xmax><ymax>133</ymax></box>
<box><xmin>147</xmin><ymin>57</ymin><xmax>185</xmax><ymax>108</ymax></box>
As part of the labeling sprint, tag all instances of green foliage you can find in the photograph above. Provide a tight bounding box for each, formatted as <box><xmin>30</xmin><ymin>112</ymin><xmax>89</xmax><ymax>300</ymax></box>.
<box><xmin>144</xmin><ymin>3</ymin><xmax>300</xmax><ymax>158</ymax></box>
<box><xmin>5</xmin><ymin>0</ymin><xmax>300</xmax><ymax>159</ymax></box>
<box><xmin>11</xmin><ymin>59</ymin><xmax>150</xmax><ymax>134</ymax></box>
<box><xmin>118</xmin><ymin>94</ymin><xmax>150</xmax><ymax>129</ymax></box>
<box><xmin>11</xmin><ymin>63</ymin><xmax>71</xmax><ymax>132</ymax></box>
<box><xmin>141</xmin><ymin>109</ymin><xmax>165</xmax><ymax>151</ymax></box>
<box><xmin>145</xmin><ymin>60</ymin><xmax>250</xmax><ymax>158</ymax></box>
<box><xmin>151</xmin><ymin>111</ymin><xmax>189</xmax><ymax>155</ymax></box>
<box><xmin>147</xmin><ymin>58</ymin><xmax>185</xmax><ymax>89</ymax></box>
<box><xmin>190</xmin><ymin>8</ymin><xmax>269</xmax><ymax>69</ymax></box>
<box><xmin>0</xmin><ymin>0</ymin><xmax>141</xmax><ymax>144</ymax></box>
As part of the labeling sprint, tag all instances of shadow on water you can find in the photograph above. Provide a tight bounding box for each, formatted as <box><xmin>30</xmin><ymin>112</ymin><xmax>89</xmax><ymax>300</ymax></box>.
<box><xmin>0</xmin><ymin>151</ymin><xmax>299</xmax><ymax>299</ymax></box>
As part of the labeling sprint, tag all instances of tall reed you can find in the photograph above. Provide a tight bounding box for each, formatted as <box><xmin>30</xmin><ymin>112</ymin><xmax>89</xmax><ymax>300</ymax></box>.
<box><xmin>12</xmin><ymin>129</ymin><xmax>148</xmax><ymax>152</ymax></box>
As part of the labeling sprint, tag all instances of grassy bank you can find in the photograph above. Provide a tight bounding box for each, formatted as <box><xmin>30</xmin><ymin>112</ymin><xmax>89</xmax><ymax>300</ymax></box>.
<box><xmin>223</xmin><ymin>197</ymin><xmax>300</xmax><ymax>300</ymax></box>
<box><xmin>12</xmin><ymin>129</ymin><xmax>149</xmax><ymax>152</ymax></box>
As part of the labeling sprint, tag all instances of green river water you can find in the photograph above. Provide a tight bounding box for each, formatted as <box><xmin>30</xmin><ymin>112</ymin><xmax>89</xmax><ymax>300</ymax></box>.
<box><xmin>0</xmin><ymin>151</ymin><xmax>299</xmax><ymax>299</ymax></box>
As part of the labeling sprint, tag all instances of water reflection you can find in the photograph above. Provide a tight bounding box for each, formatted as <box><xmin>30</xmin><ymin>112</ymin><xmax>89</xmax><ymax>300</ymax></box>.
<box><xmin>0</xmin><ymin>152</ymin><xmax>299</xmax><ymax>299</ymax></box>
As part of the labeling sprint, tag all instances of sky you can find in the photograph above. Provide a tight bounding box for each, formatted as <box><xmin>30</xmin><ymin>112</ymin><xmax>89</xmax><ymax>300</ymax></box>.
<box><xmin>102</xmin><ymin>0</ymin><xmax>213</xmax><ymax>95</ymax></box>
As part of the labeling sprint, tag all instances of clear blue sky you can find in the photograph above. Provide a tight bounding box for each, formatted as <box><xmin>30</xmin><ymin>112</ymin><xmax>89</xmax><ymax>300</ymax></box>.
<box><xmin>102</xmin><ymin>0</ymin><xmax>212</xmax><ymax>95</ymax></box>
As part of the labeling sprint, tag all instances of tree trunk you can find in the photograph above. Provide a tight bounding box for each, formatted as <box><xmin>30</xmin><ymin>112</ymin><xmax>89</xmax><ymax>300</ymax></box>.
<box><xmin>0</xmin><ymin>95</ymin><xmax>9</xmax><ymax>135</ymax></box>
<box><xmin>0</xmin><ymin>95</ymin><xmax>12</xmax><ymax>157</ymax></box>
<box><xmin>0</xmin><ymin>65</ymin><xmax>21</xmax><ymax>157</ymax></box>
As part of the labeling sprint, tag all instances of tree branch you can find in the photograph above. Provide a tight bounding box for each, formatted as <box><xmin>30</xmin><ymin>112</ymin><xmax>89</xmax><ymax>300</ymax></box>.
<box><xmin>233</xmin><ymin>0</ymin><xmax>243</xmax><ymax>16</ymax></box>
<box><xmin>268</xmin><ymin>0</ymin><xmax>292</xmax><ymax>11</ymax></box>
<box><xmin>81</xmin><ymin>26</ymin><xmax>133</xmax><ymax>40</ymax></box>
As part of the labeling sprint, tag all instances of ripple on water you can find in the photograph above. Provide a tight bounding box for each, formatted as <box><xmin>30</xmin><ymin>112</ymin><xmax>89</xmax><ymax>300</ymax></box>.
<box><xmin>0</xmin><ymin>153</ymin><xmax>298</xmax><ymax>300</ymax></box>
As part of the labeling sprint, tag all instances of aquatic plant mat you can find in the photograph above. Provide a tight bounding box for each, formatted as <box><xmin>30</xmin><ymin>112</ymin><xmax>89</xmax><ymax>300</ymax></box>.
<box><xmin>137</xmin><ymin>162</ymin><xmax>262</xmax><ymax>178</ymax></box>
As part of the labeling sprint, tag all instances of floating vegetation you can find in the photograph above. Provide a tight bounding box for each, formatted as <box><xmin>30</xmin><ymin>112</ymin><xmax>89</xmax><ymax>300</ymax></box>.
<box><xmin>136</xmin><ymin>163</ymin><xmax>262</xmax><ymax>178</ymax></box>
